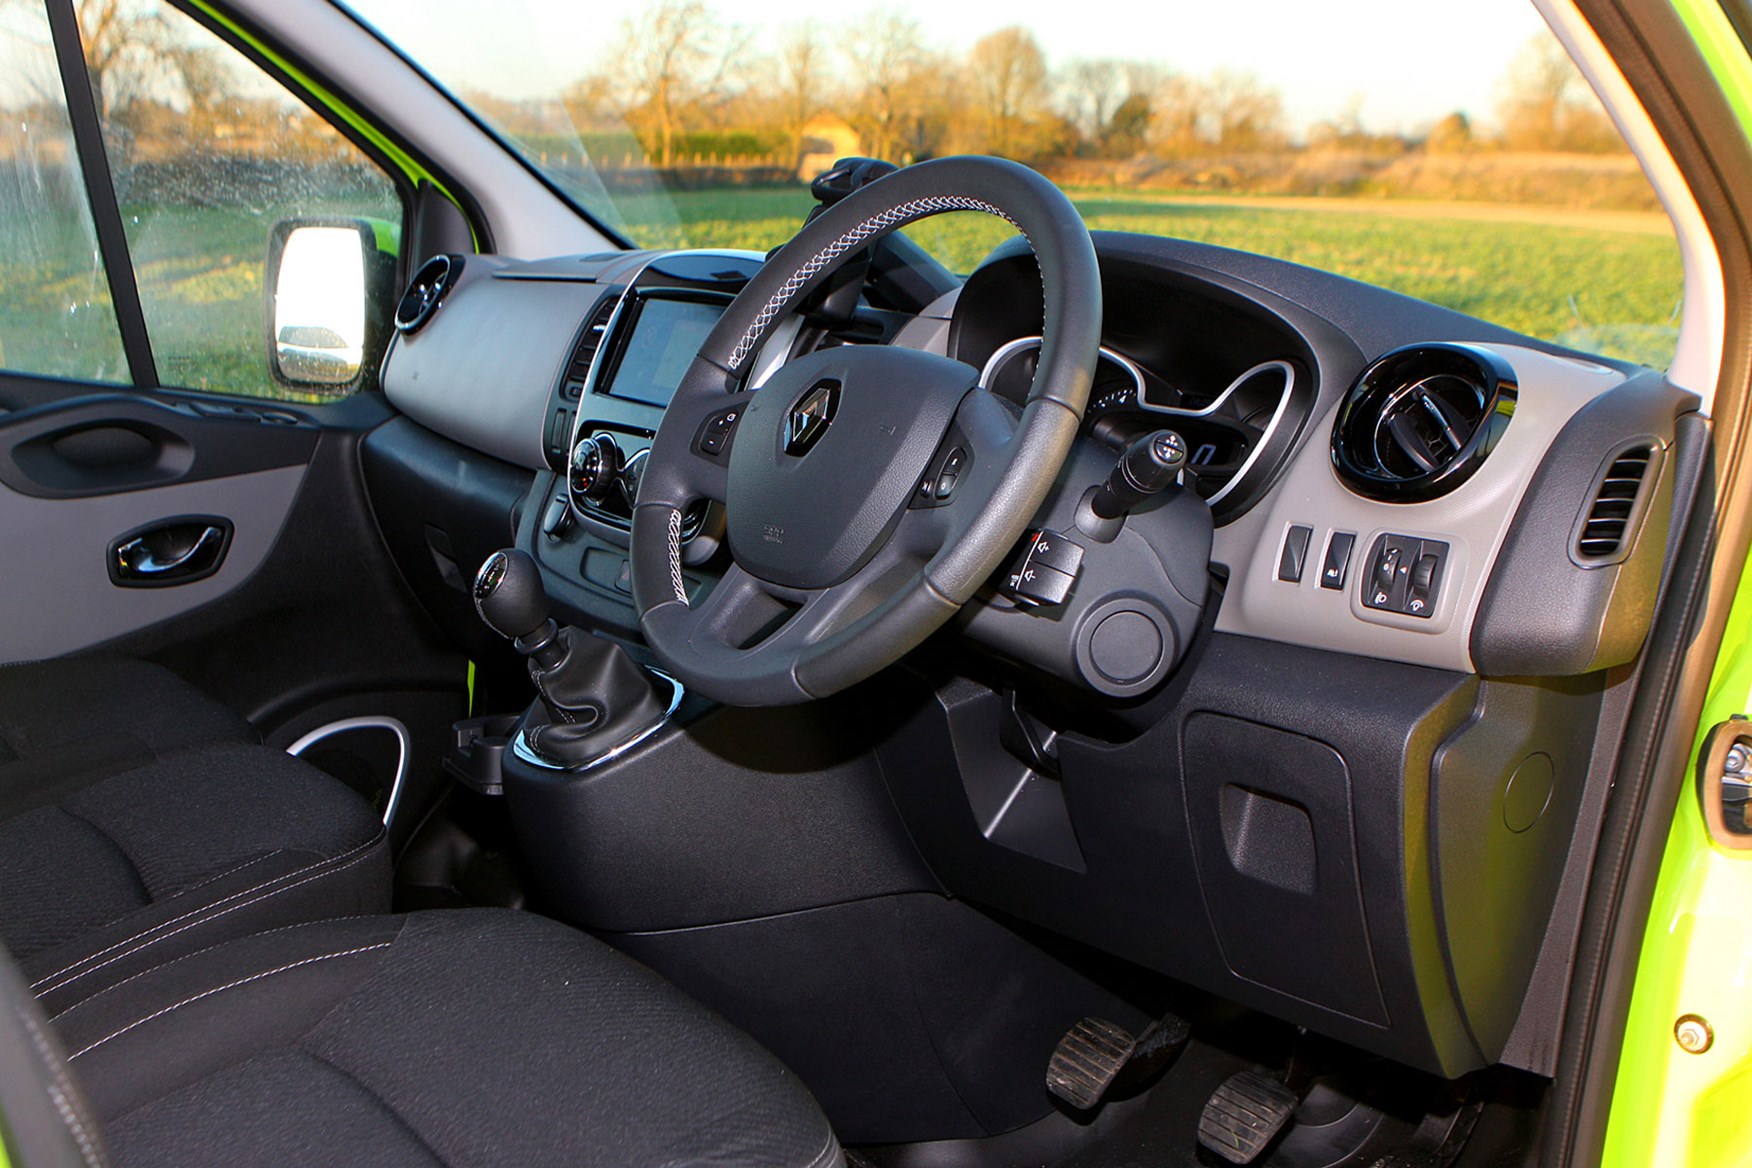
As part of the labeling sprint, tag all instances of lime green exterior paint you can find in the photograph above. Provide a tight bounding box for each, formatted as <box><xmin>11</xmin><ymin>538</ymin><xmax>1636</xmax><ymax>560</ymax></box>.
<box><xmin>1600</xmin><ymin>4</ymin><xmax>1752</xmax><ymax>1164</ymax></box>
<box><xmin>185</xmin><ymin>0</ymin><xmax>474</xmax><ymax>246</ymax></box>
<box><xmin>1671</xmin><ymin>0</ymin><xmax>1752</xmax><ymax>134</ymax></box>
<box><xmin>1603</xmin><ymin>542</ymin><xmax>1752</xmax><ymax>1168</ymax></box>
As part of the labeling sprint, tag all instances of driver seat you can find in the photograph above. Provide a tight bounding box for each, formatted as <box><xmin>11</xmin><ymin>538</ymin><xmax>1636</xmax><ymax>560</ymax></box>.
<box><xmin>1</xmin><ymin>908</ymin><xmax>843</xmax><ymax>1167</ymax></box>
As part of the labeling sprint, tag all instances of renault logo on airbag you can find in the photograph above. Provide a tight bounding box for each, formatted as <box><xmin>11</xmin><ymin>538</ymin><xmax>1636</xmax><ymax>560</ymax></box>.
<box><xmin>785</xmin><ymin>380</ymin><xmax>839</xmax><ymax>456</ymax></box>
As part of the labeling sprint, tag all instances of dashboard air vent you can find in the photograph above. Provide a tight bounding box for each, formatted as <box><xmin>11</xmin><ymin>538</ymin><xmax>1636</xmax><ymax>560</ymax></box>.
<box><xmin>559</xmin><ymin>297</ymin><xmax>619</xmax><ymax>402</ymax></box>
<box><xmin>393</xmin><ymin>254</ymin><xmax>464</xmax><ymax>335</ymax></box>
<box><xmin>1331</xmin><ymin>344</ymin><xmax>1516</xmax><ymax>503</ymax></box>
<box><xmin>1574</xmin><ymin>443</ymin><xmax>1657</xmax><ymax>565</ymax></box>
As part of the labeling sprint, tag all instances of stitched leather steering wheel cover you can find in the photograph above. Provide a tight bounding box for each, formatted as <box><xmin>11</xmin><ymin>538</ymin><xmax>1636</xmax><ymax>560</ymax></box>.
<box><xmin>631</xmin><ymin>156</ymin><xmax>1101</xmax><ymax>705</ymax></box>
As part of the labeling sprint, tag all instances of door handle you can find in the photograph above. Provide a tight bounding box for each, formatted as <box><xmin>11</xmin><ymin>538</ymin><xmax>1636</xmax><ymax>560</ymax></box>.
<box><xmin>109</xmin><ymin>517</ymin><xmax>232</xmax><ymax>588</ymax></box>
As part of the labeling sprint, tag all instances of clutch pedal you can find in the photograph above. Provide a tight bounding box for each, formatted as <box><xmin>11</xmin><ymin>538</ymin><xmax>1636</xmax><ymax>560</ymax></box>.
<box><xmin>1046</xmin><ymin>1011</ymin><xmax>1191</xmax><ymax>1110</ymax></box>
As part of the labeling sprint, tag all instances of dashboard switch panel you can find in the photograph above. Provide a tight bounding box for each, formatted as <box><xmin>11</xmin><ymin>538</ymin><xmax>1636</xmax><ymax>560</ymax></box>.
<box><xmin>1362</xmin><ymin>534</ymin><xmax>1449</xmax><ymax>618</ymax></box>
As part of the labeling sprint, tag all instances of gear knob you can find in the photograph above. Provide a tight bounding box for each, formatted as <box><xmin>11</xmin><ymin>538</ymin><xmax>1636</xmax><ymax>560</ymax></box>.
<box><xmin>473</xmin><ymin>549</ymin><xmax>551</xmax><ymax>643</ymax></box>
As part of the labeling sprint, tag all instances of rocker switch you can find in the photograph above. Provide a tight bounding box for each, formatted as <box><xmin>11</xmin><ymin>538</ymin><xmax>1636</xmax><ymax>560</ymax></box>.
<box><xmin>1000</xmin><ymin>529</ymin><xmax>1083</xmax><ymax>608</ymax></box>
<box><xmin>1277</xmin><ymin>524</ymin><xmax>1313</xmax><ymax>583</ymax></box>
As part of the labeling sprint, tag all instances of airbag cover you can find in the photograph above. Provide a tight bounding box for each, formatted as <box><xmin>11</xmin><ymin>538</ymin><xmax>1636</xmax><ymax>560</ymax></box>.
<box><xmin>726</xmin><ymin>346</ymin><xmax>974</xmax><ymax>589</ymax></box>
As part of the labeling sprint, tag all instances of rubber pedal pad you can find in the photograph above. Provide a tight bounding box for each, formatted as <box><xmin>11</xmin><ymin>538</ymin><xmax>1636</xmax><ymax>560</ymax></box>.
<box><xmin>1046</xmin><ymin>1017</ymin><xmax>1137</xmax><ymax>1110</ymax></box>
<box><xmin>1197</xmin><ymin>1069</ymin><xmax>1299</xmax><ymax>1164</ymax></box>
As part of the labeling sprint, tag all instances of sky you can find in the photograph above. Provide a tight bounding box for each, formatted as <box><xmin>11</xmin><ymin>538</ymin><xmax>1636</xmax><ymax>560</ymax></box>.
<box><xmin>346</xmin><ymin>0</ymin><xmax>1558</xmax><ymax>137</ymax></box>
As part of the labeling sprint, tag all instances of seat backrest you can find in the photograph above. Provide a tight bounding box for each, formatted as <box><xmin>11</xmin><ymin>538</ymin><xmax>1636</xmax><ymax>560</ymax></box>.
<box><xmin>0</xmin><ymin>946</ymin><xmax>106</xmax><ymax>1167</ymax></box>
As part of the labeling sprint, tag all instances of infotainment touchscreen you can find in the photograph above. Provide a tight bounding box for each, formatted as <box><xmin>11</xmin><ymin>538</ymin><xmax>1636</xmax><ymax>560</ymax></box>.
<box><xmin>604</xmin><ymin>297</ymin><xmax>726</xmax><ymax>407</ymax></box>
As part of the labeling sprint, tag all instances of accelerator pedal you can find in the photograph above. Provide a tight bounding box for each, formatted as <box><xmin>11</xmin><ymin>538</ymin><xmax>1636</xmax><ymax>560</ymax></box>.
<box><xmin>1198</xmin><ymin>1070</ymin><xmax>1299</xmax><ymax>1164</ymax></box>
<box><xmin>1046</xmin><ymin>1012</ymin><xmax>1191</xmax><ymax>1110</ymax></box>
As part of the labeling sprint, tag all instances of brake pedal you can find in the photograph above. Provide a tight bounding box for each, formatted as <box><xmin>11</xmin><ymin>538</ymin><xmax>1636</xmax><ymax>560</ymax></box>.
<box><xmin>1046</xmin><ymin>1012</ymin><xmax>1191</xmax><ymax>1110</ymax></box>
<box><xmin>1198</xmin><ymin>1070</ymin><xmax>1298</xmax><ymax>1164</ymax></box>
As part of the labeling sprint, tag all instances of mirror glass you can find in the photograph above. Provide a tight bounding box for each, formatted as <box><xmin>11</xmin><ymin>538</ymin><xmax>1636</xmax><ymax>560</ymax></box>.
<box><xmin>273</xmin><ymin>226</ymin><xmax>367</xmax><ymax>386</ymax></box>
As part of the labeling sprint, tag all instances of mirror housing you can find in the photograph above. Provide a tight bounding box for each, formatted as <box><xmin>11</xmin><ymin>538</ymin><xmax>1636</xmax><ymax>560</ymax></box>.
<box><xmin>265</xmin><ymin>217</ymin><xmax>397</xmax><ymax>395</ymax></box>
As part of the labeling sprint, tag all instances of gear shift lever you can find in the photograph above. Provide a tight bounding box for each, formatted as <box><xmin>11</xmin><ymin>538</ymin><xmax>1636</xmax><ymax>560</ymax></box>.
<box><xmin>474</xmin><ymin>550</ymin><xmax>566</xmax><ymax>670</ymax></box>
<box><xmin>473</xmin><ymin>550</ymin><xmax>668</xmax><ymax>768</ymax></box>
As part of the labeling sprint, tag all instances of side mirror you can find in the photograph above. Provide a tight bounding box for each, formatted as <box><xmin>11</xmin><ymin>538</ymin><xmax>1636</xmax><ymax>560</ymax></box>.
<box><xmin>265</xmin><ymin>218</ymin><xmax>397</xmax><ymax>395</ymax></box>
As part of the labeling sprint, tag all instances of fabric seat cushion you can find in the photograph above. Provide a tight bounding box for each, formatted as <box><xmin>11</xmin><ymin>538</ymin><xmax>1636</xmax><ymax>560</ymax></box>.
<box><xmin>0</xmin><ymin>744</ymin><xmax>389</xmax><ymax>1016</ymax></box>
<box><xmin>0</xmin><ymin>658</ymin><xmax>256</xmax><ymax>793</ymax></box>
<box><xmin>55</xmin><ymin>909</ymin><xmax>843</xmax><ymax>1168</ymax></box>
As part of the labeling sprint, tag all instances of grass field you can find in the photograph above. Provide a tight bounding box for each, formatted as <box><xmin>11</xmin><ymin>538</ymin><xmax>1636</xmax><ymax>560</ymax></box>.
<box><xmin>655</xmin><ymin>187</ymin><xmax>1684</xmax><ymax>367</ymax></box>
<box><xmin>0</xmin><ymin>185</ymin><xmax>1685</xmax><ymax>402</ymax></box>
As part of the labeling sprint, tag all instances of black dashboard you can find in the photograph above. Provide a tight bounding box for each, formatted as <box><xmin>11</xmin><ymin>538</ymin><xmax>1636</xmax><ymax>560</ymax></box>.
<box><xmin>363</xmin><ymin>227</ymin><xmax>1700</xmax><ymax>1081</ymax></box>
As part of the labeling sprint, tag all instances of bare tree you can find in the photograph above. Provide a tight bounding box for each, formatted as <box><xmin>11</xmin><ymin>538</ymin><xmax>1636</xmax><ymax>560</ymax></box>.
<box><xmin>1497</xmin><ymin>34</ymin><xmax>1619</xmax><ymax>152</ymax></box>
<box><xmin>611</xmin><ymin>0</ymin><xmax>742</xmax><ymax>167</ymax></box>
<box><xmin>774</xmin><ymin>22</ymin><xmax>829</xmax><ymax>160</ymax></box>
<box><xmin>1205</xmin><ymin>70</ymin><xmax>1286</xmax><ymax>152</ymax></box>
<box><xmin>1149</xmin><ymin>75</ymin><xmax>1207</xmax><ymax>156</ymax></box>
<box><xmin>843</xmin><ymin>12</ymin><xmax>931</xmax><ymax>163</ymax></box>
<box><xmin>75</xmin><ymin>0</ymin><xmax>170</xmax><ymax>119</ymax></box>
<box><xmin>1060</xmin><ymin>58</ymin><xmax>1126</xmax><ymax>144</ymax></box>
<box><xmin>967</xmin><ymin>26</ymin><xmax>1047</xmax><ymax>156</ymax></box>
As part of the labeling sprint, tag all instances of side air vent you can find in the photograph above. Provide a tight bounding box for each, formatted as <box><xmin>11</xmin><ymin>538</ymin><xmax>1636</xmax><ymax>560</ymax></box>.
<box><xmin>1331</xmin><ymin>344</ymin><xmax>1516</xmax><ymax>503</ymax></box>
<box><xmin>1573</xmin><ymin>443</ymin><xmax>1659</xmax><ymax>566</ymax></box>
<box><xmin>558</xmin><ymin>296</ymin><xmax>620</xmax><ymax>403</ymax></box>
<box><xmin>393</xmin><ymin>253</ymin><xmax>464</xmax><ymax>335</ymax></box>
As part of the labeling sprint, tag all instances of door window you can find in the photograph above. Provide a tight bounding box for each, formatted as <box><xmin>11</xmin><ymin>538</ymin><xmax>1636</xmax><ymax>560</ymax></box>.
<box><xmin>0</xmin><ymin>1</ymin><xmax>129</xmax><ymax>383</ymax></box>
<box><xmin>84</xmin><ymin>0</ymin><xmax>401</xmax><ymax>400</ymax></box>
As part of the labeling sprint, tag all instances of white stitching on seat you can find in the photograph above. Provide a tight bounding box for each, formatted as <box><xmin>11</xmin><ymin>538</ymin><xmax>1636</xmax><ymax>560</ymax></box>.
<box><xmin>725</xmin><ymin>195</ymin><xmax>1028</xmax><ymax>372</ymax></box>
<box><xmin>46</xmin><ymin>913</ymin><xmax>389</xmax><ymax>1025</ymax></box>
<box><xmin>32</xmin><ymin>837</ymin><xmax>383</xmax><ymax>995</ymax></box>
<box><xmin>15</xmin><ymin>1006</ymin><xmax>107</xmax><ymax>1166</ymax></box>
<box><xmin>67</xmin><ymin>942</ymin><xmax>392</xmax><ymax>1061</ymax></box>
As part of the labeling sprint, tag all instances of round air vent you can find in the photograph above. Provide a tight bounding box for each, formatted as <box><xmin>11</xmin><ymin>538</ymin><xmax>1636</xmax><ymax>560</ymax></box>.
<box><xmin>394</xmin><ymin>253</ymin><xmax>465</xmax><ymax>335</ymax></box>
<box><xmin>1330</xmin><ymin>343</ymin><xmax>1516</xmax><ymax>502</ymax></box>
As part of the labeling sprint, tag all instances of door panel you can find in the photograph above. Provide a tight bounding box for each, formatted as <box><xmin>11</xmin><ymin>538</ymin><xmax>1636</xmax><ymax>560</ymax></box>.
<box><xmin>0</xmin><ymin>462</ymin><xmax>305</xmax><ymax>662</ymax></box>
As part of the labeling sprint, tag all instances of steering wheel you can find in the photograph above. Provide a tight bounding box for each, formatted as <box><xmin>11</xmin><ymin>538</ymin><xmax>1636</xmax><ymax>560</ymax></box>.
<box><xmin>630</xmin><ymin>156</ymin><xmax>1101</xmax><ymax>706</ymax></box>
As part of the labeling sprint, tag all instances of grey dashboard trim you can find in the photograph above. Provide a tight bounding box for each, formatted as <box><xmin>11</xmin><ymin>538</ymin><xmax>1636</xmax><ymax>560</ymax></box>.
<box><xmin>1212</xmin><ymin>344</ymin><xmax>1627</xmax><ymax>673</ymax></box>
<box><xmin>0</xmin><ymin>464</ymin><xmax>305</xmax><ymax>663</ymax></box>
<box><xmin>383</xmin><ymin>257</ymin><xmax>606</xmax><ymax>471</ymax></box>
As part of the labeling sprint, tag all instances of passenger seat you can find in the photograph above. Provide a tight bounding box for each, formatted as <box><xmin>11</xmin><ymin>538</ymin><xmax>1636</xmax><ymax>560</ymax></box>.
<box><xmin>0</xmin><ymin>657</ymin><xmax>257</xmax><ymax>788</ymax></box>
<box><xmin>0</xmin><ymin>741</ymin><xmax>390</xmax><ymax>1017</ymax></box>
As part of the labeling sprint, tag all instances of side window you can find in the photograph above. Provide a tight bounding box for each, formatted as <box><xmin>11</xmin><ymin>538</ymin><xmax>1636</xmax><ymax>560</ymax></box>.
<box><xmin>0</xmin><ymin>2</ymin><xmax>129</xmax><ymax>383</ymax></box>
<box><xmin>83</xmin><ymin>0</ymin><xmax>401</xmax><ymax>402</ymax></box>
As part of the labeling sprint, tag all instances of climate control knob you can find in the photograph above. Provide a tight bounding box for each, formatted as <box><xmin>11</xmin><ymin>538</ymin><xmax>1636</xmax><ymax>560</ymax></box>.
<box><xmin>570</xmin><ymin>432</ymin><xmax>624</xmax><ymax>503</ymax></box>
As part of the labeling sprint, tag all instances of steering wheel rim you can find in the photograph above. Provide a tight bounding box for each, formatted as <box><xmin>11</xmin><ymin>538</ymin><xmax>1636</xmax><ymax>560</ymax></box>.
<box><xmin>631</xmin><ymin>155</ymin><xmax>1102</xmax><ymax>706</ymax></box>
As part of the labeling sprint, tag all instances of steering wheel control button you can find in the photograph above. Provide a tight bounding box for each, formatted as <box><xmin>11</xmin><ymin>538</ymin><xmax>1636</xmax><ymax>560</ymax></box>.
<box><xmin>1320</xmin><ymin>531</ymin><xmax>1356</xmax><ymax>590</ymax></box>
<box><xmin>694</xmin><ymin>407</ymin><xmax>742</xmax><ymax>458</ymax></box>
<box><xmin>1005</xmin><ymin>563</ymin><xmax>1075</xmax><ymax>608</ymax></box>
<box><xmin>1362</xmin><ymin>534</ymin><xmax>1449</xmax><ymax>617</ymax></box>
<box><xmin>1277</xmin><ymin>524</ymin><xmax>1313</xmax><ymax>583</ymax></box>
<box><xmin>912</xmin><ymin>438</ymin><xmax>974</xmax><ymax>509</ymax></box>
<box><xmin>999</xmin><ymin>529</ymin><xmax>1083</xmax><ymax>608</ymax></box>
<box><xmin>1029</xmin><ymin>530</ymin><xmax>1085</xmax><ymax>575</ymax></box>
